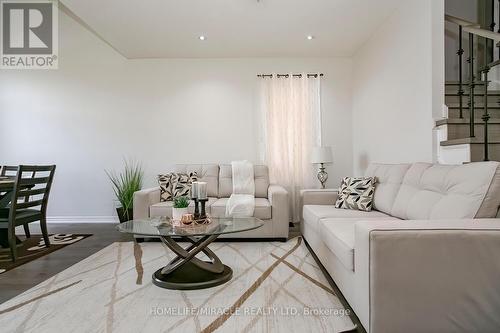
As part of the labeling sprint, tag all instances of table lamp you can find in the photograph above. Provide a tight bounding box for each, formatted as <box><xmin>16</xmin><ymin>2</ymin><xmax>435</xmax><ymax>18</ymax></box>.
<box><xmin>311</xmin><ymin>146</ymin><xmax>333</xmax><ymax>189</ymax></box>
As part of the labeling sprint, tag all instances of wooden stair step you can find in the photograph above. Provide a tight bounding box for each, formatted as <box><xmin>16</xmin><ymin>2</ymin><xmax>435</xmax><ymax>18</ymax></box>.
<box><xmin>445</xmin><ymin>81</ymin><xmax>488</xmax><ymax>85</ymax></box>
<box><xmin>447</xmin><ymin>110</ymin><xmax>498</xmax><ymax>120</ymax></box>
<box><xmin>444</xmin><ymin>90</ymin><xmax>500</xmax><ymax>98</ymax></box>
<box><xmin>440</xmin><ymin>137</ymin><xmax>500</xmax><ymax>146</ymax></box>
<box><xmin>446</xmin><ymin>104</ymin><xmax>500</xmax><ymax>109</ymax></box>
<box><xmin>436</xmin><ymin>119</ymin><xmax>500</xmax><ymax>125</ymax></box>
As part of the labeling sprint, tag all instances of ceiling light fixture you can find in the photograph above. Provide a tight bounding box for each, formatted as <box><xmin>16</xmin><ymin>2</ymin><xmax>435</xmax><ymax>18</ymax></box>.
<box><xmin>199</xmin><ymin>35</ymin><xmax>206</xmax><ymax>41</ymax></box>
<box><xmin>307</xmin><ymin>35</ymin><xmax>314</xmax><ymax>40</ymax></box>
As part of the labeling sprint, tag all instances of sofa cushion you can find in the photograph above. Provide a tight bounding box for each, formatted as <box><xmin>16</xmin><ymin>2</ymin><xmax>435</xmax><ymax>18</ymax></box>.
<box><xmin>364</xmin><ymin>163</ymin><xmax>411</xmax><ymax>215</ymax></box>
<box><xmin>158</xmin><ymin>174</ymin><xmax>173</xmax><ymax>202</ymax></box>
<box><xmin>150</xmin><ymin>197</ymin><xmax>217</xmax><ymax>218</ymax></box>
<box><xmin>319</xmin><ymin>219</ymin><xmax>355</xmax><ymax>271</ymax></box>
<box><xmin>173</xmin><ymin>164</ymin><xmax>219</xmax><ymax>197</ymax></box>
<box><xmin>391</xmin><ymin>162</ymin><xmax>500</xmax><ymax>220</ymax></box>
<box><xmin>219</xmin><ymin>164</ymin><xmax>269</xmax><ymax>198</ymax></box>
<box><xmin>303</xmin><ymin>205</ymin><xmax>397</xmax><ymax>233</ymax></box>
<box><xmin>158</xmin><ymin>172</ymin><xmax>197</xmax><ymax>201</ymax></box>
<box><xmin>210</xmin><ymin>197</ymin><xmax>272</xmax><ymax>219</ymax></box>
<box><xmin>335</xmin><ymin>177</ymin><xmax>376</xmax><ymax>211</ymax></box>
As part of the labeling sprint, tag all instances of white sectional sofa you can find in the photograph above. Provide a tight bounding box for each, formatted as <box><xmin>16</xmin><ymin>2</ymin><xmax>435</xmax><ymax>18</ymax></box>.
<box><xmin>301</xmin><ymin>162</ymin><xmax>500</xmax><ymax>333</ymax></box>
<box><xmin>133</xmin><ymin>164</ymin><xmax>289</xmax><ymax>240</ymax></box>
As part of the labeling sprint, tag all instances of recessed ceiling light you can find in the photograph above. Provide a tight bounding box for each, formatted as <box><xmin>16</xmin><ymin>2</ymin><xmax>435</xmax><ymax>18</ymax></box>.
<box><xmin>307</xmin><ymin>35</ymin><xmax>314</xmax><ymax>40</ymax></box>
<box><xmin>199</xmin><ymin>35</ymin><xmax>206</xmax><ymax>41</ymax></box>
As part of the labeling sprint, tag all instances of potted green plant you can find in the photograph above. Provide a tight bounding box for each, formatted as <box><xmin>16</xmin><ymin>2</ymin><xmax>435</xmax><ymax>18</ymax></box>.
<box><xmin>106</xmin><ymin>160</ymin><xmax>143</xmax><ymax>223</ymax></box>
<box><xmin>172</xmin><ymin>196</ymin><xmax>189</xmax><ymax>221</ymax></box>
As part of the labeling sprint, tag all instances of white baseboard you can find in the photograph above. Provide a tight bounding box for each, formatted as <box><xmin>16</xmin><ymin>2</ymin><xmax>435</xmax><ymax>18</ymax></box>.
<box><xmin>47</xmin><ymin>216</ymin><xmax>119</xmax><ymax>224</ymax></box>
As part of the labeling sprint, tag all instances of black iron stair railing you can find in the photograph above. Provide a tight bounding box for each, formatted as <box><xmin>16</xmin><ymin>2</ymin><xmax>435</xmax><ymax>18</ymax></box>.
<box><xmin>482</xmin><ymin>64</ymin><xmax>491</xmax><ymax>161</ymax></box>
<box><xmin>498</xmin><ymin>0</ymin><xmax>500</xmax><ymax>57</ymax></box>
<box><xmin>490</xmin><ymin>0</ymin><xmax>496</xmax><ymax>63</ymax></box>
<box><xmin>446</xmin><ymin>14</ymin><xmax>500</xmax><ymax>161</ymax></box>
<box><xmin>458</xmin><ymin>25</ymin><xmax>465</xmax><ymax>119</ymax></box>
<box><xmin>479</xmin><ymin>57</ymin><xmax>500</xmax><ymax>161</ymax></box>
<box><xmin>468</xmin><ymin>32</ymin><xmax>476</xmax><ymax>138</ymax></box>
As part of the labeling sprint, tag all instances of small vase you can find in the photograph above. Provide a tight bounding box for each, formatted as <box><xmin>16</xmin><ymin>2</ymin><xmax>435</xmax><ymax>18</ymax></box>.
<box><xmin>172</xmin><ymin>207</ymin><xmax>188</xmax><ymax>221</ymax></box>
<box><xmin>116</xmin><ymin>207</ymin><xmax>133</xmax><ymax>223</ymax></box>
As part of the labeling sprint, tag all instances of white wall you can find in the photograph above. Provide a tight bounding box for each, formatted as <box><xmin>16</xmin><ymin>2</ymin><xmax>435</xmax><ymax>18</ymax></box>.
<box><xmin>351</xmin><ymin>0</ymin><xmax>442</xmax><ymax>175</ymax></box>
<box><xmin>0</xmin><ymin>10</ymin><xmax>353</xmax><ymax>219</ymax></box>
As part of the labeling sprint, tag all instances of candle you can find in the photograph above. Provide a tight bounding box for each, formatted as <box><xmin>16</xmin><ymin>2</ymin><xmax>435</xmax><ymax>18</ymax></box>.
<box><xmin>198</xmin><ymin>182</ymin><xmax>207</xmax><ymax>199</ymax></box>
<box><xmin>191</xmin><ymin>182</ymin><xmax>199</xmax><ymax>199</ymax></box>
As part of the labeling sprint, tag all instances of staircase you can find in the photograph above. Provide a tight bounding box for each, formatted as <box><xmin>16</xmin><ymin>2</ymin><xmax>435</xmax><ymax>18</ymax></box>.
<box><xmin>438</xmin><ymin>81</ymin><xmax>500</xmax><ymax>162</ymax></box>
<box><xmin>438</xmin><ymin>13</ymin><xmax>500</xmax><ymax>163</ymax></box>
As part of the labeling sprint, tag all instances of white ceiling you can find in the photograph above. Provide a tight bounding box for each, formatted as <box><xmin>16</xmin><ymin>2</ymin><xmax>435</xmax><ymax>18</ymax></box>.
<box><xmin>62</xmin><ymin>0</ymin><xmax>401</xmax><ymax>59</ymax></box>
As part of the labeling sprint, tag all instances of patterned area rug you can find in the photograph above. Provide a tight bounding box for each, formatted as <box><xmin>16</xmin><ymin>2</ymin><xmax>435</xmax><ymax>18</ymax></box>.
<box><xmin>0</xmin><ymin>234</ymin><xmax>92</xmax><ymax>274</ymax></box>
<box><xmin>0</xmin><ymin>237</ymin><xmax>356</xmax><ymax>333</ymax></box>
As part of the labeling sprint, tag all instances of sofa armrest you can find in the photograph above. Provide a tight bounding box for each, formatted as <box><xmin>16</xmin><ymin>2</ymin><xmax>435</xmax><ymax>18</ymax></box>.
<box><xmin>133</xmin><ymin>187</ymin><xmax>160</xmax><ymax>219</ymax></box>
<box><xmin>300</xmin><ymin>189</ymin><xmax>338</xmax><ymax>206</ymax></box>
<box><xmin>268</xmin><ymin>185</ymin><xmax>289</xmax><ymax>238</ymax></box>
<box><xmin>354</xmin><ymin>219</ymin><xmax>500</xmax><ymax>333</ymax></box>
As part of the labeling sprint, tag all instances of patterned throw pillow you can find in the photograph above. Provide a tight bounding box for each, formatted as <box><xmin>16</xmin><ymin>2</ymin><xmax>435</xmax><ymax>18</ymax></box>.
<box><xmin>335</xmin><ymin>177</ymin><xmax>376</xmax><ymax>212</ymax></box>
<box><xmin>158</xmin><ymin>172</ymin><xmax>198</xmax><ymax>201</ymax></box>
<box><xmin>158</xmin><ymin>174</ymin><xmax>173</xmax><ymax>202</ymax></box>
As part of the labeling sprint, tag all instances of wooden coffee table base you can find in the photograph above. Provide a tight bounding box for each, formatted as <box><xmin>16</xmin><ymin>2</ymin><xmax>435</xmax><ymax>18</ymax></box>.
<box><xmin>152</xmin><ymin>235</ymin><xmax>233</xmax><ymax>290</ymax></box>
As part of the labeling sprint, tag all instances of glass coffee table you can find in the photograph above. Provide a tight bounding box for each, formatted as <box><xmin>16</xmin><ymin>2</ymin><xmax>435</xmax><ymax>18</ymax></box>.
<box><xmin>117</xmin><ymin>217</ymin><xmax>264</xmax><ymax>290</ymax></box>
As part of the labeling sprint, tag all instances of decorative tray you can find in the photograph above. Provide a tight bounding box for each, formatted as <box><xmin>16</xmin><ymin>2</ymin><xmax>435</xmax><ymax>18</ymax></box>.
<box><xmin>151</xmin><ymin>216</ymin><xmax>213</xmax><ymax>228</ymax></box>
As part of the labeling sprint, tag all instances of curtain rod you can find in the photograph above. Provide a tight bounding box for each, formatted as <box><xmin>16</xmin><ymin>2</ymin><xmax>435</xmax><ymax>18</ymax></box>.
<box><xmin>257</xmin><ymin>73</ymin><xmax>324</xmax><ymax>78</ymax></box>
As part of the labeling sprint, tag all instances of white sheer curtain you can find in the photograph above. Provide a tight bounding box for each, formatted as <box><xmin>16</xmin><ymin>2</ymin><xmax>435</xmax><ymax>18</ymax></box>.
<box><xmin>260</xmin><ymin>74</ymin><xmax>321</xmax><ymax>222</ymax></box>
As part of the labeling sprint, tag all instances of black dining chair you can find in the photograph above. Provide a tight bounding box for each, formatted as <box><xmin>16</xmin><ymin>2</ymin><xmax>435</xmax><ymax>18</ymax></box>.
<box><xmin>1</xmin><ymin>165</ymin><xmax>37</xmax><ymax>238</ymax></box>
<box><xmin>0</xmin><ymin>165</ymin><xmax>56</xmax><ymax>262</ymax></box>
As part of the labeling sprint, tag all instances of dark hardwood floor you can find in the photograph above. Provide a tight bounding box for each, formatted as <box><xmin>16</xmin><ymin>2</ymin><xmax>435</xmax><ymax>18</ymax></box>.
<box><xmin>0</xmin><ymin>223</ymin><xmax>133</xmax><ymax>304</ymax></box>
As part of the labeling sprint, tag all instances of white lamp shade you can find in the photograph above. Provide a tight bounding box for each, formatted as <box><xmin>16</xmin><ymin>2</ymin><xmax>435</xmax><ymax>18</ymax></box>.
<box><xmin>311</xmin><ymin>146</ymin><xmax>333</xmax><ymax>164</ymax></box>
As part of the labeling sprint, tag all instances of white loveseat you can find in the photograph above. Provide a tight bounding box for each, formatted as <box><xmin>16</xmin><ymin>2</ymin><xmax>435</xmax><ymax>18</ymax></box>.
<box><xmin>301</xmin><ymin>162</ymin><xmax>500</xmax><ymax>333</ymax></box>
<box><xmin>134</xmin><ymin>164</ymin><xmax>289</xmax><ymax>239</ymax></box>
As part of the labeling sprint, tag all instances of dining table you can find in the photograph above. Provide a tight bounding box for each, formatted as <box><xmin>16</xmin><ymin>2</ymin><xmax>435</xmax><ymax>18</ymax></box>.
<box><xmin>0</xmin><ymin>176</ymin><xmax>22</xmax><ymax>248</ymax></box>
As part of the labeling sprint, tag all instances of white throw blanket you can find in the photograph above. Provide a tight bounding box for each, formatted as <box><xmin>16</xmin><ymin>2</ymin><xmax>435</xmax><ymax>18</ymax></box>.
<box><xmin>225</xmin><ymin>160</ymin><xmax>255</xmax><ymax>217</ymax></box>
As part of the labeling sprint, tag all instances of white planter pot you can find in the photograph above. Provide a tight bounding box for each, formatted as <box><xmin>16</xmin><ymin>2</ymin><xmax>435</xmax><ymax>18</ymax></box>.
<box><xmin>172</xmin><ymin>207</ymin><xmax>188</xmax><ymax>221</ymax></box>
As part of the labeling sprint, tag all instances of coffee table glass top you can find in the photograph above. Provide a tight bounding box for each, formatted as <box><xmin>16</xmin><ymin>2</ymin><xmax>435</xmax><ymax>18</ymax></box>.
<box><xmin>117</xmin><ymin>217</ymin><xmax>264</xmax><ymax>237</ymax></box>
